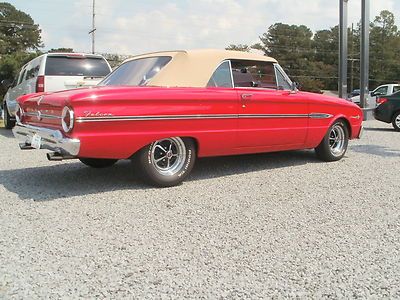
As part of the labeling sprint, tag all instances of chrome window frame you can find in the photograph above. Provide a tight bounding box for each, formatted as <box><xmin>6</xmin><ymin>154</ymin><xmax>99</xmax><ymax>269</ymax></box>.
<box><xmin>274</xmin><ymin>63</ymin><xmax>293</xmax><ymax>91</ymax></box>
<box><xmin>229</xmin><ymin>59</ymin><xmax>279</xmax><ymax>91</ymax></box>
<box><xmin>207</xmin><ymin>60</ymin><xmax>234</xmax><ymax>88</ymax></box>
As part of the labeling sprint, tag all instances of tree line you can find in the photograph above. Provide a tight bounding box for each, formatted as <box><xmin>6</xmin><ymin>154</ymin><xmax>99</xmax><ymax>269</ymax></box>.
<box><xmin>1</xmin><ymin>1</ymin><xmax>399</xmax><ymax>98</ymax></box>
<box><xmin>227</xmin><ymin>10</ymin><xmax>400</xmax><ymax>93</ymax></box>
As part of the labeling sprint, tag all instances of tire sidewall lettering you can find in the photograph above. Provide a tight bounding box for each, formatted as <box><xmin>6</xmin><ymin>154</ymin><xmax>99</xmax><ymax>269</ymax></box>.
<box><xmin>177</xmin><ymin>149</ymin><xmax>191</xmax><ymax>178</ymax></box>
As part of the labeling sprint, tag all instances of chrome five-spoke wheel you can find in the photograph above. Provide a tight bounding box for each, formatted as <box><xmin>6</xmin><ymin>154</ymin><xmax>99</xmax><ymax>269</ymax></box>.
<box><xmin>328</xmin><ymin>124</ymin><xmax>346</xmax><ymax>157</ymax></box>
<box><xmin>150</xmin><ymin>138</ymin><xmax>186</xmax><ymax>176</ymax></box>
<box><xmin>315</xmin><ymin>120</ymin><xmax>349</xmax><ymax>162</ymax></box>
<box><xmin>135</xmin><ymin>137</ymin><xmax>196</xmax><ymax>187</ymax></box>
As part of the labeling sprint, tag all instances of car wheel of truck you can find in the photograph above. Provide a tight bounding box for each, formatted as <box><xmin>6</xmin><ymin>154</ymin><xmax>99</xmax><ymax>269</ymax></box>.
<box><xmin>392</xmin><ymin>111</ymin><xmax>400</xmax><ymax>132</ymax></box>
<box><xmin>134</xmin><ymin>137</ymin><xmax>196</xmax><ymax>187</ymax></box>
<box><xmin>315</xmin><ymin>120</ymin><xmax>349</xmax><ymax>162</ymax></box>
<box><xmin>3</xmin><ymin>104</ymin><xmax>15</xmax><ymax>129</ymax></box>
<box><xmin>79</xmin><ymin>158</ymin><xmax>118</xmax><ymax>168</ymax></box>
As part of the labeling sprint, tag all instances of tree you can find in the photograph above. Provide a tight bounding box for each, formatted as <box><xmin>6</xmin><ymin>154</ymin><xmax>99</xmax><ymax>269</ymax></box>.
<box><xmin>225</xmin><ymin>44</ymin><xmax>252</xmax><ymax>52</ymax></box>
<box><xmin>257</xmin><ymin>23</ymin><xmax>326</xmax><ymax>92</ymax></box>
<box><xmin>0</xmin><ymin>2</ymin><xmax>43</xmax><ymax>54</ymax></box>
<box><xmin>0</xmin><ymin>3</ymin><xmax>43</xmax><ymax>101</ymax></box>
<box><xmin>0</xmin><ymin>51</ymin><xmax>42</xmax><ymax>98</ymax></box>
<box><xmin>369</xmin><ymin>10</ymin><xmax>400</xmax><ymax>88</ymax></box>
<box><xmin>48</xmin><ymin>48</ymin><xmax>74</xmax><ymax>53</ymax></box>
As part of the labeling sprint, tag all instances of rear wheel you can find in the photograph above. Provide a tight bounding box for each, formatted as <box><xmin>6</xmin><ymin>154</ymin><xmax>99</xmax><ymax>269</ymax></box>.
<box><xmin>134</xmin><ymin>137</ymin><xmax>196</xmax><ymax>187</ymax></box>
<box><xmin>3</xmin><ymin>104</ymin><xmax>15</xmax><ymax>129</ymax></box>
<box><xmin>392</xmin><ymin>111</ymin><xmax>400</xmax><ymax>132</ymax></box>
<box><xmin>79</xmin><ymin>158</ymin><xmax>118</xmax><ymax>168</ymax></box>
<box><xmin>315</xmin><ymin>120</ymin><xmax>349</xmax><ymax>162</ymax></box>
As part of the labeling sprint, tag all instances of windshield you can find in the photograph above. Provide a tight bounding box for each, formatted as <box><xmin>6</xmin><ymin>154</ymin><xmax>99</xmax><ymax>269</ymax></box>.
<box><xmin>100</xmin><ymin>56</ymin><xmax>172</xmax><ymax>86</ymax></box>
<box><xmin>45</xmin><ymin>56</ymin><xmax>110</xmax><ymax>77</ymax></box>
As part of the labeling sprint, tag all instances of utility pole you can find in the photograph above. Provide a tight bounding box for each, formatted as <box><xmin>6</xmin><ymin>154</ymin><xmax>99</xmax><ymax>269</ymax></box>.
<box><xmin>339</xmin><ymin>0</ymin><xmax>369</xmax><ymax>119</ymax></box>
<box><xmin>350</xmin><ymin>23</ymin><xmax>354</xmax><ymax>93</ymax></box>
<box><xmin>89</xmin><ymin>0</ymin><xmax>96</xmax><ymax>54</ymax></box>
<box><xmin>360</xmin><ymin>0</ymin><xmax>370</xmax><ymax>115</ymax></box>
<box><xmin>339</xmin><ymin>0</ymin><xmax>348</xmax><ymax>99</ymax></box>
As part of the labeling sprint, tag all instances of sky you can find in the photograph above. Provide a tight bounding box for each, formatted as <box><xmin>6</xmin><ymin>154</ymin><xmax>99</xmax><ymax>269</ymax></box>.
<box><xmin>6</xmin><ymin>0</ymin><xmax>400</xmax><ymax>55</ymax></box>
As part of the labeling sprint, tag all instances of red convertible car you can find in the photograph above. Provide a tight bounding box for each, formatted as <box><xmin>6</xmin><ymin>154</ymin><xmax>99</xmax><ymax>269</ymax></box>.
<box><xmin>13</xmin><ymin>49</ymin><xmax>363</xmax><ymax>187</ymax></box>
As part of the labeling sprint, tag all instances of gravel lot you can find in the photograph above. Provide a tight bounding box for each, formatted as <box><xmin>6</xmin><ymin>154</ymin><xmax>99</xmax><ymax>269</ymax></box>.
<box><xmin>0</xmin><ymin>120</ymin><xmax>399</xmax><ymax>299</ymax></box>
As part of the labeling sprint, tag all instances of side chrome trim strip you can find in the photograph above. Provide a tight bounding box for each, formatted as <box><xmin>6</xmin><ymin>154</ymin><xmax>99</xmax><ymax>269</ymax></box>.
<box><xmin>76</xmin><ymin>114</ymin><xmax>238</xmax><ymax>123</ymax></box>
<box><xmin>238</xmin><ymin>114</ymin><xmax>308</xmax><ymax>119</ymax></box>
<box><xmin>76</xmin><ymin>113</ymin><xmax>332</xmax><ymax>123</ymax></box>
<box><xmin>309</xmin><ymin>113</ymin><xmax>333</xmax><ymax>119</ymax></box>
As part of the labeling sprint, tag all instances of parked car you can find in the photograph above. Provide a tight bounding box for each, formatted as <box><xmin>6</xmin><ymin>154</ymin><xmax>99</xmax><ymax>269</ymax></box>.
<box><xmin>350</xmin><ymin>84</ymin><xmax>400</xmax><ymax>106</ymax></box>
<box><xmin>374</xmin><ymin>92</ymin><xmax>400</xmax><ymax>131</ymax></box>
<box><xmin>2</xmin><ymin>52</ymin><xmax>112</xmax><ymax>129</ymax></box>
<box><xmin>348</xmin><ymin>89</ymin><xmax>360</xmax><ymax>98</ymax></box>
<box><xmin>12</xmin><ymin>49</ymin><xmax>363</xmax><ymax>187</ymax></box>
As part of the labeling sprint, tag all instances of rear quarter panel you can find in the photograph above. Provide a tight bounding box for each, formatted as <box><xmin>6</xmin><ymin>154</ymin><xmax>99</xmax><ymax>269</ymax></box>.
<box><xmin>70</xmin><ymin>87</ymin><xmax>238</xmax><ymax>159</ymax></box>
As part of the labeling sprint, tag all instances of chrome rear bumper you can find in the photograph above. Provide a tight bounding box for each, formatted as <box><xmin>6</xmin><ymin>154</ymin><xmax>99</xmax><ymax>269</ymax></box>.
<box><xmin>12</xmin><ymin>123</ymin><xmax>80</xmax><ymax>156</ymax></box>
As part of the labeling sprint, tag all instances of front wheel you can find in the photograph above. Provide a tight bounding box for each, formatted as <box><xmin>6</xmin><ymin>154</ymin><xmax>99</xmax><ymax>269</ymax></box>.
<box><xmin>392</xmin><ymin>111</ymin><xmax>400</xmax><ymax>132</ymax></box>
<box><xmin>3</xmin><ymin>104</ymin><xmax>15</xmax><ymax>129</ymax></box>
<box><xmin>79</xmin><ymin>158</ymin><xmax>118</xmax><ymax>168</ymax></box>
<box><xmin>315</xmin><ymin>120</ymin><xmax>349</xmax><ymax>162</ymax></box>
<box><xmin>134</xmin><ymin>137</ymin><xmax>196</xmax><ymax>187</ymax></box>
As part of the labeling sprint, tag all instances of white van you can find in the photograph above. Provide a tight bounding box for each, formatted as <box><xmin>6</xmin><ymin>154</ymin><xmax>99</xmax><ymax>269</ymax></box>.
<box><xmin>2</xmin><ymin>53</ymin><xmax>112</xmax><ymax>129</ymax></box>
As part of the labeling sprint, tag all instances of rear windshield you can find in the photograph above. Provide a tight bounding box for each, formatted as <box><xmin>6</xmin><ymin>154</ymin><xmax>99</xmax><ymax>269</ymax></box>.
<box><xmin>45</xmin><ymin>56</ymin><xmax>110</xmax><ymax>77</ymax></box>
<box><xmin>100</xmin><ymin>56</ymin><xmax>172</xmax><ymax>86</ymax></box>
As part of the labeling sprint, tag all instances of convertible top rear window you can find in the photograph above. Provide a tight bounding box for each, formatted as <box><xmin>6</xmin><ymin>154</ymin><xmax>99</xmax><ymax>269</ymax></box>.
<box><xmin>100</xmin><ymin>56</ymin><xmax>172</xmax><ymax>86</ymax></box>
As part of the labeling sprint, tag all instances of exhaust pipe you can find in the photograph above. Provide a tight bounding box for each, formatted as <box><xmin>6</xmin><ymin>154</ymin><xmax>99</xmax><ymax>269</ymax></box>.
<box><xmin>19</xmin><ymin>143</ymin><xmax>34</xmax><ymax>150</ymax></box>
<box><xmin>47</xmin><ymin>152</ymin><xmax>75</xmax><ymax>161</ymax></box>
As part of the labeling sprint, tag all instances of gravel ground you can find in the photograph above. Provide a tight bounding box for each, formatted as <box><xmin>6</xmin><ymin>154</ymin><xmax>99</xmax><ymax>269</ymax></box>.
<box><xmin>0</xmin><ymin>120</ymin><xmax>399</xmax><ymax>299</ymax></box>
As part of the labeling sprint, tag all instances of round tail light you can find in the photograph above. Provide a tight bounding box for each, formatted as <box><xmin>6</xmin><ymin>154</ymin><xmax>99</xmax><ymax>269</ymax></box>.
<box><xmin>15</xmin><ymin>104</ymin><xmax>24</xmax><ymax>123</ymax></box>
<box><xmin>61</xmin><ymin>106</ymin><xmax>74</xmax><ymax>132</ymax></box>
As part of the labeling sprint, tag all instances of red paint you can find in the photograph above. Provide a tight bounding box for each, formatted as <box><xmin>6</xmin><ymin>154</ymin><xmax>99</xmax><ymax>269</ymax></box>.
<box><xmin>18</xmin><ymin>86</ymin><xmax>363</xmax><ymax>159</ymax></box>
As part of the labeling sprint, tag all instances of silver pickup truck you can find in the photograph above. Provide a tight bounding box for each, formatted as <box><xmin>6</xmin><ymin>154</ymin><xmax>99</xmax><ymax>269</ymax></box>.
<box><xmin>350</xmin><ymin>83</ymin><xmax>400</xmax><ymax>106</ymax></box>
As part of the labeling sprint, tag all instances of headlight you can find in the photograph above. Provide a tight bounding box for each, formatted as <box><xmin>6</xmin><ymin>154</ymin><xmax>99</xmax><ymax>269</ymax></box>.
<box><xmin>61</xmin><ymin>106</ymin><xmax>74</xmax><ymax>133</ymax></box>
<box><xmin>15</xmin><ymin>104</ymin><xmax>24</xmax><ymax>124</ymax></box>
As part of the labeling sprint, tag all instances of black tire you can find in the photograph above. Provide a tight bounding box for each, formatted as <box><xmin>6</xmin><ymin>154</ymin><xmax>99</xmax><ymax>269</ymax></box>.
<box><xmin>315</xmin><ymin>120</ymin><xmax>349</xmax><ymax>162</ymax></box>
<box><xmin>3</xmin><ymin>103</ymin><xmax>15</xmax><ymax>129</ymax></box>
<box><xmin>79</xmin><ymin>158</ymin><xmax>118</xmax><ymax>168</ymax></box>
<box><xmin>134</xmin><ymin>137</ymin><xmax>196</xmax><ymax>187</ymax></box>
<box><xmin>392</xmin><ymin>111</ymin><xmax>400</xmax><ymax>132</ymax></box>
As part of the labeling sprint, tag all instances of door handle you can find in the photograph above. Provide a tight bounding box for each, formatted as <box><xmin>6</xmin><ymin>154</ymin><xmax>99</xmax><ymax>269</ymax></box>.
<box><xmin>241</xmin><ymin>93</ymin><xmax>253</xmax><ymax>100</ymax></box>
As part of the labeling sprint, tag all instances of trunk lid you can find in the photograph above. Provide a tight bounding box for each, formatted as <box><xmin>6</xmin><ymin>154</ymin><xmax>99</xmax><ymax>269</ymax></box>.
<box><xmin>19</xmin><ymin>92</ymin><xmax>70</xmax><ymax>129</ymax></box>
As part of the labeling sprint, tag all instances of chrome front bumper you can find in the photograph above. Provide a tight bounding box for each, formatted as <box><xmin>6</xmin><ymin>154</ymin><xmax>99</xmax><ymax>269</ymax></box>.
<box><xmin>12</xmin><ymin>123</ymin><xmax>80</xmax><ymax>156</ymax></box>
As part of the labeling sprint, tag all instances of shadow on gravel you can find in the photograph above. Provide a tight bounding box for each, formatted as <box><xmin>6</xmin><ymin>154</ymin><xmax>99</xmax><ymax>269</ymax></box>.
<box><xmin>190</xmin><ymin>150</ymin><xmax>318</xmax><ymax>181</ymax></box>
<box><xmin>0</xmin><ymin>150</ymin><xmax>318</xmax><ymax>201</ymax></box>
<box><xmin>350</xmin><ymin>144</ymin><xmax>400</xmax><ymax>157</ymax></box>
<box><xmin>363</xmin><ymin>127</ymin><xmax>395</xmax><ymax>132</ymax></box>
<box><xmin>0</xmin><ymin>128</ymin><xmax>14</xmax><ymax>138</ymax></box>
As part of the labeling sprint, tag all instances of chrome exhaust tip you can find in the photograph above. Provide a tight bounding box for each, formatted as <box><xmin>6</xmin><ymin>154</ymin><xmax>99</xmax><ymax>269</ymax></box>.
<box><xmin>47</xmin><ymin>152</ymin><xmax>64</xmax><ymax>161</ymax></box>
<box><xmin>46</xmin><ymin>152</ymin><xmax>76</xmax><ymax>161</ymax></box>
<box><xmin>19</xmin><ymin>143</ymin><xmax>34</xmax><ymax>150</ymax></box>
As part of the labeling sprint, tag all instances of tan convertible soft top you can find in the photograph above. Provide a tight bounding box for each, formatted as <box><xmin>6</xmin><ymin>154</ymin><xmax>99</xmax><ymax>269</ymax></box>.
<box><xmin>124</xmin><ymin>49</ymin><xmax>278</xmax><ymax>88</ymax></box>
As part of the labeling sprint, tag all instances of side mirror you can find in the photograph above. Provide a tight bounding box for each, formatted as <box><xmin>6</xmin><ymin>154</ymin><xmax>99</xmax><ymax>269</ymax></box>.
<box><xmin>372</xmin><ymin>91</ymin><xmax>385</xmax><ymax>97</ymax></box>
<box><xmin>290</xmin><ymin>81</ymin><xmax>299</xmax><ymax>93</ymax></box>
<box><xmin>1</xmin><ymin>79</ymin><xmax>12</xmax><ymax>89</ymax></box>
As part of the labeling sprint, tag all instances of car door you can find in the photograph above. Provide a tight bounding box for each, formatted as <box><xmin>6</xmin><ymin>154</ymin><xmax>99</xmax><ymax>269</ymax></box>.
<box><xmin>232</xmin><ymin>60</ymin><xmax>308</xmax><ymax>149</ymax></box>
